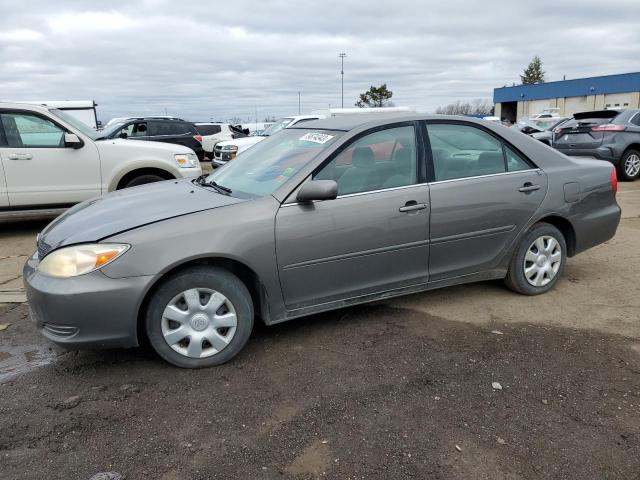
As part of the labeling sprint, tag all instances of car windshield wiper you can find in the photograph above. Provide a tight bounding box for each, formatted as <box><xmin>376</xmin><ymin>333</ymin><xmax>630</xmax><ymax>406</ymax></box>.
<box><xmin>194</xmin><ymin>175</ymin><xmax>232</xmax><ymax>195</ymax></box>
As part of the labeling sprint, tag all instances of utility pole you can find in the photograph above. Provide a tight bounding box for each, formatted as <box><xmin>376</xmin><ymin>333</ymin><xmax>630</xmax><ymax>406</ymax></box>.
<box><xmin>298</xmin><ymin>91</ymin><xmax>301</xmax><ymax>114</ymax></box>
<box><xmin>339</xmin><ymin>53</ymin><xmax>346</xmax><ymax>108</ymax></box>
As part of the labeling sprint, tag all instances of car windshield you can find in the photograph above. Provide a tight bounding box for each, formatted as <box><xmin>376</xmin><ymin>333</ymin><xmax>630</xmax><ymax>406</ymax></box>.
<box><xmin>261</xmin><ymin>117</ymin><xmax>295</xmax><ymax>136</ymax></box>
<box><xmin>49</xmin><ymin>109</ymin><xmax>99</xmax><ymax>140</ymax></box>
<box><xmin>96</xmin><ymin>122</ymin><xmax>126</xmax><ymax>139</ymax></box>
<box><xmin>205</xmin><ymin>129</ymin><xmax>342</xmax><ymax>198</ymax></box>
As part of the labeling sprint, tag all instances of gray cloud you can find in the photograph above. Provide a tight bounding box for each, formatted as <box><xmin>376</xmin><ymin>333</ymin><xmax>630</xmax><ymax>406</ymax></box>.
<box><xmin>0</xmin><ymin>0</ymin><xmax>639</xmax><ymax>122</ymax></box>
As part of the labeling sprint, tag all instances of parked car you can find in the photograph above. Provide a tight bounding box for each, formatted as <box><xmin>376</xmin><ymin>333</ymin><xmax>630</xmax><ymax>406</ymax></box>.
<box><xmin>25</xmin><ymin>114</ymin><xmax>620</xmax><ymax>368</ymax></box>
<box><xmin>212</xmin><ymin>115</ymin><xmax>324</xmax><ymax>167</ymax></box>
<box><xmin>194</xmin><ymin>123</ymin><xmax>247</xmax><ymax>159</ymax></box>
<box><xmin>99</xmin><ymin>117</ymin><xmax>205</xmax><ymax>161</ymax></box>
<box><xmin>553</xmin><ymin>109</ymin><xmax>640</xmax><ymax>181</ymax></box>
<box><xmin>0</xmin><ymin>103</ymin><xmax>201</xmax><ymax>220</ymax></box>
<box><xmin>530</xmin><ymin>118</ymin><xmax>570</xmax><ymax>145</ymax></box>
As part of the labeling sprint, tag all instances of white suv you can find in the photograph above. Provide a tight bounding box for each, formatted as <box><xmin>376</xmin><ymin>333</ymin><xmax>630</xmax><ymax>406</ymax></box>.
<box><xmin>212</xmin><ymin>115</ymin><xmax>323</xmax><ymax>166</ymax></box>
<box><xmin>194</xmin><ymin>122</ymin><xmax>247</xmax><ymax>158</ymax></box>
<box><xmin>0</xmin><ymin>103</ymin><xmax>202</xmax><ymax>219</ymax></box>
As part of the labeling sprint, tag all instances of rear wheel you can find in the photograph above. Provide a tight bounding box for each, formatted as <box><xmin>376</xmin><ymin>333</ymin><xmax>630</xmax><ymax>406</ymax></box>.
<box><xmin>619</xmin><ymin>149</ymin><xmax>640</xmax><ymax>181</ymax></box>
<box><xmin>124</xmin><ymin>174</ymin><xmax>166</xmax><ymax>188</ymax></box>
<box><xmin>505</xmin><ymin>223</ymin><xmax>566</xmax><ymax>295</ymax></box>
<box><xmin>145</xmin><ymin>267</ymin><xmax>254</xmax><ymax>368</ymax></box>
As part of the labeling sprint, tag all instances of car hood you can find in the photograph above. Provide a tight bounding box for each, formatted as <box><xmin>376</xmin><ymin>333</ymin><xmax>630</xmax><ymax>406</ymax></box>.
<box><xmin>217</xmin><ymin>136</ymin><xmax>265</xmax><ymax>150</ymax></box>
<box><xmin>94</xmin><ymin>138</ymin><xmax>194</xmax><ymax>155</ymax></box>
<box><xmin>38</xmin><ymin>179</ymin><xmax>244</xmax><ymax>253</ymax></box>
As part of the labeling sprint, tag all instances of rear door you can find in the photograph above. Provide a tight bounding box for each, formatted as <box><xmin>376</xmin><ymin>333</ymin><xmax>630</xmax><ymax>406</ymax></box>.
<box><xmin>553</xmin><ymin>110</ymin><xmax>618</xmax><ymax>152</ymax></box>
<box><xmin>426</xmin><ymin>121</ymin><xmax>547</xmax><ymax>280</ymax></box>
<box><xmin>0</xmin><ymin>110</ymin><xmax>101</xmax><ymax>207</ymax></box>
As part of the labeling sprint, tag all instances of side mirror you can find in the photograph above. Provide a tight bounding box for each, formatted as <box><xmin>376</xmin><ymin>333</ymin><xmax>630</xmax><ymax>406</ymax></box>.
<box><xmin>296</xmin><ymin>180</ymin><xmax>338</xmax><ymax>203</ymax></box>
<box><xmin>64</xmin><ymin>133</ymin><xmax>84</xmax><ymax>149</ymax></box>
<box><xmin>118</xmin><ymin>132</ymin><xmax>128</xmax><ymax>139</ymax></box>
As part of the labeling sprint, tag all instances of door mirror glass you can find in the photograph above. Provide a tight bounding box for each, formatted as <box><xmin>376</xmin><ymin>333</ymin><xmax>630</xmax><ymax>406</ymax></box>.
<box><xmin>64</xmin><ymin>133</ymin><xmax>83</xmax><ymax>149</ymax></box>
<box><xmin>296</xmin><ymin>180</ymin><xmax>338</xmax><ymax>203</ymax></box>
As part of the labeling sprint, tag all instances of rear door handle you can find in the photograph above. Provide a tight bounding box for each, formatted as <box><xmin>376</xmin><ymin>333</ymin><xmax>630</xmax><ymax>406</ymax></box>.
<box><xmin>7</xmin><ymin>153</ymin><xmax>33</xmax><ymax>160</ymax></box>
<box><xmin>399</xmin><ymin>202</ymin><xmax>428</xmax><ymax>213</ymax></box>
<box><xmin>519</xmin><ymin>183</ymin><xmax>540</xmax><ymax>193</ymax></box>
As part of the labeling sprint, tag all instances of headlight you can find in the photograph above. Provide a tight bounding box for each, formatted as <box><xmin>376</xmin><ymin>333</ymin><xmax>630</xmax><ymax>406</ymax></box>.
<box><xmin>175</xmin><ymin>153</ymin><xmax>198</xmax><ymax>168</ymax></box>
<box><xmin>37</xmin><ymin>244</ymin><xmax>129</xmax><ymax>278</ymax></box>
<box><xmin>221</xmin><ymin>145</ymin><xmax>238</xmax><ymax>151</ymax></box>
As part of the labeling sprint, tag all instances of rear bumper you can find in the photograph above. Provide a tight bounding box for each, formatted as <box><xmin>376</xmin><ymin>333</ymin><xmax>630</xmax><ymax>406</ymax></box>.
<box><xmin>23</xmin><ymin>254</ymin><xmax>154</xmax><ymax>350</ymax></box>
<box><xmin>572</xmin><ymin>199</ymin><xmax>621</xmax><ymax>256</ymax></box>
<box><xmin>556</xmin><ymin>146</ymin><xmax>621</xmax><ymax>165</ymax></box>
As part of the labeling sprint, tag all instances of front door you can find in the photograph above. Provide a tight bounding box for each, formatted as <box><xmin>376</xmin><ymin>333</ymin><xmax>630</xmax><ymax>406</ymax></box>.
<box><xmin>275</xmin><ymin>124</ymin><xmax>430</xmax><ymax>310</ymax></box>
<box><xmin>425</xmin><ymin>121</ymin><xmax>548</xmax><ymax>280</ymax></box>
<box><xmin>0</xmin><ymin>110</ymin><xmax>101</xmax><ymax>207</ymax></box>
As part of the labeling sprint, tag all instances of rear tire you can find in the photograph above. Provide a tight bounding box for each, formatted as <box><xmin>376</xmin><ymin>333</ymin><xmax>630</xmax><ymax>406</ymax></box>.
<box><xmin>618</xmin><ymin>149</ymin><xmax>640</xmax><ymax>181</ymax></box>
<box><xmin>145</xmin><ymin>267</ymin><xmax>254</xmax><ymax>368</ymax></box>
<box><xmin>505</xmin><ymin>223</ymin><xmax>566</xmax><ymax>295</ymax></box>
<box><xmin>124</xmin><ymin>174</ymin><xmax>166</xmax><ymax>188</ymax></box>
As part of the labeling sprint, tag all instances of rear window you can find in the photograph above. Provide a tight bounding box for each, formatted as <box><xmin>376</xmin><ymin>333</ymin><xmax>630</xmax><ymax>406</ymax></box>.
<box><xmin>196</xmin><ymin>124</ymin><xmax>222</xmax><ymax>135</ymax></box>
<box><xmin>564</xmin><ymin>110</ymin><xmax>621</xmax><ymax>128</ymax></box>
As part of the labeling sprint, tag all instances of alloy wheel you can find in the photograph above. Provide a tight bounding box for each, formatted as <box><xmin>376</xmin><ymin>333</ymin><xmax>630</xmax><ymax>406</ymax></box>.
<box><xmin>624</xmin><ymin>153</ymin><xmax>640</xmax><ymax>178</ymax></box>
<box><xmin>161</xmin><ymin>288</ymin><xmax>237</xmax><ymax>358</ymax></box>
<box><xmin>523</xmin><ymin>235</ymin><xmax>562</xmax><ymax>287</ymax></box>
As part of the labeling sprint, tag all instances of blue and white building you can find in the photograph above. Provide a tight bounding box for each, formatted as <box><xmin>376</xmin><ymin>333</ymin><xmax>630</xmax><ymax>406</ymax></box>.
<box><xmin>494</xmin><ymin>72</ymin><xmax>640</xmax><ymax>122</ymax></box>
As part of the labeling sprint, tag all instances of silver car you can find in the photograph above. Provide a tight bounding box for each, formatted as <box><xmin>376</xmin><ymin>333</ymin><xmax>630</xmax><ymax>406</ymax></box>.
<box><xmin>24</xmin><ymin>115</ymin><xmax>621</xmax><ymax>368</ymax></box>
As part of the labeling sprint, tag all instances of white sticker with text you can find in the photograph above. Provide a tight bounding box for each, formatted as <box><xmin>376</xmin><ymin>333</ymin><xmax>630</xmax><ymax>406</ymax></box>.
<box><xmin>299</xmin><ymin>132</ymin><xmax>334</xmax><ymax>144</ymax></box>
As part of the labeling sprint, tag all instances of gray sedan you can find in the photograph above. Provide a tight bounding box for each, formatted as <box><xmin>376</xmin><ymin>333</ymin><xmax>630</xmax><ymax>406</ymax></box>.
<box><xmin>24</xmin><ymin>115</ymin><xmax>621</xmax><ymax>368</ymax></box>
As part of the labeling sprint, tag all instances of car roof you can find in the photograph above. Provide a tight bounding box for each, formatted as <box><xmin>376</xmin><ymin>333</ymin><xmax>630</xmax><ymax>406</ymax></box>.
<box><xmin>288</xmin><ymin>113</ymin><xmax>478</xmax><ymax>132</ymax></box>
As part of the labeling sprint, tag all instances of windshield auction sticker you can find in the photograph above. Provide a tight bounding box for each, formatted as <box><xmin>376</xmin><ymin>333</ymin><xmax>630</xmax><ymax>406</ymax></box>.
<box><xmin>299</xmin><ymin>132</ymin><xmax>334</xmax><ymax>144</ymax></box>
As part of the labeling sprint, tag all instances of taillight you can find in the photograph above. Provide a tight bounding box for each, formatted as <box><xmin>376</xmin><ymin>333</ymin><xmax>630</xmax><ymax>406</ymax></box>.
<box><xmin>591</xmin><ymin>124</ymin><xmax>625</xmax><ymax>132</ymax></box>
<box><xmin>611</xmin><ymin>167</ymin><xmax>618</xmax><ymax>195</ymax></box>
<box><xmin>193</xmin><ymin>134</ymin><xmax>203</xmax><ymax>143</ymax></box>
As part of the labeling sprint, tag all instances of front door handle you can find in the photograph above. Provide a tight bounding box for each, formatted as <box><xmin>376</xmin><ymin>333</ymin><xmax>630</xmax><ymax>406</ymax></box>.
<box><xmin>7</xmin><ymin>153</ymin><xmax>33</xmax><ymax>160</ymax></box>
<box><xmin>519</xmin><ymin>183</ymin><xmax>540</xmax><ymax>193</ymax></box>
<box><xmin>399</xmin><ymin>201</ymin><xmax>428</xmax><ymax>213</ymax></box>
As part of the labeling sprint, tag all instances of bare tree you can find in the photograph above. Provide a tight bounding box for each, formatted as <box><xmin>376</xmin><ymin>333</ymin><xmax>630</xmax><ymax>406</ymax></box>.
<box><xmin>435</xmin><ymin>99</ymin><xmax>493</xmax><ymax>116</ymax></box>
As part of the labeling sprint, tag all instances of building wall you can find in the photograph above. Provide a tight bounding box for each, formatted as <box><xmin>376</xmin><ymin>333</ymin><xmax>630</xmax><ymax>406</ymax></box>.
<box><xmin>497</xmin><ymin>91</ymin><xmax>640</xmax><ymax>121</ymax></box>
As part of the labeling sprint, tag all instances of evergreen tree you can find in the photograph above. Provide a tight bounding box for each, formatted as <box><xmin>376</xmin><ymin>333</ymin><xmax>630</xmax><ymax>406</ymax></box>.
<box><xmin>521</xmin><ymin>56</ymin><xmax>545</xmax><ymax>84</ymax></box>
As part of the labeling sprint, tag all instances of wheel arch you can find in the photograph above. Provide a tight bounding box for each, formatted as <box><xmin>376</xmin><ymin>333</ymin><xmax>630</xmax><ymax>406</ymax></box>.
<box><xmin>116</xmin><ymin>167</ymin><xmax>176</xmax><ymax>190</ymax></box>
<box><xmin>136</xmin><ymin>256</ymin><xmax>269</xmax><ymax>345</ymax></box>
<box><xmin>534</xmin><ymin>215</ymin><xmax>576</xmax><ymax>257</ymax></box>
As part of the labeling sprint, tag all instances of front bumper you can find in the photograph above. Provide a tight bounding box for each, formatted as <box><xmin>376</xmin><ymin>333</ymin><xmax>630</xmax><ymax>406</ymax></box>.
<box><xmin>23</xmin><ymin>254</ymin><xmax>154</xmax><ymax>350</ymax></box>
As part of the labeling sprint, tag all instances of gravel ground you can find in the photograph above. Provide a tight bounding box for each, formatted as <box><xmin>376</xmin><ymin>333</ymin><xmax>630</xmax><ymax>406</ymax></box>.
<box><xmin>0</xmin><ymin>181</ymin><xmax>638</xmax><ymax>480</ymax></box>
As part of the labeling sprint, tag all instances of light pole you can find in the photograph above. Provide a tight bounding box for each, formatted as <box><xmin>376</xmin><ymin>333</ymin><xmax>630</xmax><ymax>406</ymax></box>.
<box><xmin>339</xmin><ymin>52</ymin><xmax>346</xmax><ymax>108</ymax></box>
<box><xmin>298</xmin><ymin>91</ymin><xmax>301</xmax><ymax>114</ymax></box>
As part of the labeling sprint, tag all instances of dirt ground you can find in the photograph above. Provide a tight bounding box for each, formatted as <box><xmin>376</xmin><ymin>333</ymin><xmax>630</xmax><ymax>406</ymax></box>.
<box><xmin>0</xmin><ymin>182</ymin><xmax>639</xmax><ymax>480</ymax></box>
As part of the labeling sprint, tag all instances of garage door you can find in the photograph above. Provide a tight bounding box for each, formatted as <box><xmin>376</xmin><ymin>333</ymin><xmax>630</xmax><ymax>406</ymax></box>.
<box><xmin>603</xmin><ymin>93</ymin><xmax>633</xmax><ymax>109</ymax></box>
<box><xmin>565</xmin><ymin>96</ymin><xmax>595</xmax><ymax>116</ymax></box>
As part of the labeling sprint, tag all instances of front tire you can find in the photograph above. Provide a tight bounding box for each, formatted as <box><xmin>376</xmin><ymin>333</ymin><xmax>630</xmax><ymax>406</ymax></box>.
<box><xmin>505</xmin><ymin>223</ymin><xmax>567</xmax><ymax>295</ymax></box>
<box><xmin>124</xmin><ymin>174</ymin><xmax>166</xmax><ymax>188</ymax></box>
<box><xmin>145</xmin><ymin>267</ymin><xmax>254</xmax><ymax>368</ymax></box>
<box><xmin>618</xmin><ymin>149</ymin><xmax>640</xmax><ymax>181</ymax></box>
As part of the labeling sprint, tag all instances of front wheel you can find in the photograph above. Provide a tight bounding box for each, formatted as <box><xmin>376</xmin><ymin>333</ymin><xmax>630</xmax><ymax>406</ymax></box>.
<box><xmin>124</xmin><ymin>174</ymin><xmax>166</xmax><ymax>188</ymax></box>
<box><xmin>505</xmin><ymin>223</ymin><xmax>567</xmax><ymax>295</ymax></box>
<box><xmin>618</xmin><ymin>149</ymin><xmax>640</xmax><ymax>181</ymax></box>
<box><xmin>145</xmin><ymin>267</ymin><xmax>254</xmax><ymax>368</ymax></box>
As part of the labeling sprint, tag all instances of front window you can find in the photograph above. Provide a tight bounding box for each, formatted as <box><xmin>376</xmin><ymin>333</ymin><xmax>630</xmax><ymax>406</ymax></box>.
<box><xmin>206</xmin><ymin>129</ymin><xmax>342</xmax><ymax>198</ymax></box>
<box><xmin>0</xmin><ymin>112</ymin><xmax>65</xmax><ymax>148</ymax></box>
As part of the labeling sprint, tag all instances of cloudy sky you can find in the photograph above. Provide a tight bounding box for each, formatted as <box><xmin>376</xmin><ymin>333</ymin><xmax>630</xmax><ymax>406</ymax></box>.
<box><xmin>0</xmin><ymin>0</ymin><xmax>639</xmax><ymax>123</ymax></box>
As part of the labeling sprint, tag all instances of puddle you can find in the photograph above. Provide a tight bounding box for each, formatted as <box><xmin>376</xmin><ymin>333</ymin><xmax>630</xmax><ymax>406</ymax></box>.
<box><xmin>0</xmin><ymin>344</ymin><xmax>59</xmax><ymax>383</ymax></box>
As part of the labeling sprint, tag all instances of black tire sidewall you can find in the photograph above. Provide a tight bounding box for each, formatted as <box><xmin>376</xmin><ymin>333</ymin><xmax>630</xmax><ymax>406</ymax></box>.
<box><xmin>125</xmin><ymin>175</ymin><xmax>165</xmax><ymax>188</ymax></box>
<box><xmin>618</xmin><ymin>150</ymin><xmax>640</xmax><ymax>182</ymax></box>
<box><xmin>145</xmin><ymin>267</ymin><xmax>254</xmax><ymax>368</ymax></box>
<box><xmin>507</xmin><ymin>223</ymin><xmax>567</xmax><ymax>295</ymax></box>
